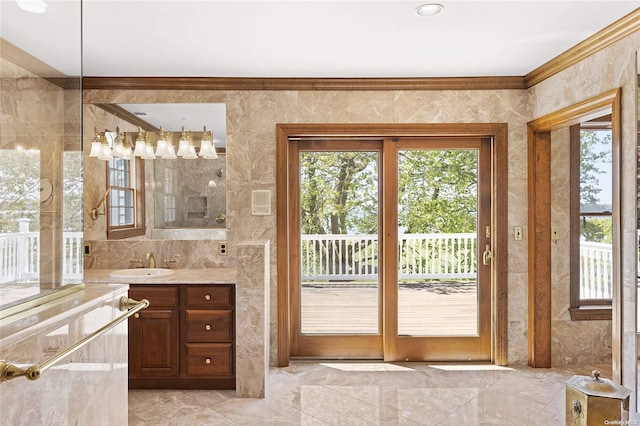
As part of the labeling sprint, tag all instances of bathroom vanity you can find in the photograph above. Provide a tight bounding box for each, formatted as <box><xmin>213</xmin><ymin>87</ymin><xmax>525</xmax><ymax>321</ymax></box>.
<box><xmin>84</xmin><ymin>241</ymin><xmax>270</xmax><ymax>398</ymax></box>
<box><xmin>84</xmin><ymin>268</ymin><xmax>238</xmax><ymax>390</ymax></box>
<box><xmin>128</xmin><ymin>283</ymin><xmax>235</xmax><ymax>389</ymax></box>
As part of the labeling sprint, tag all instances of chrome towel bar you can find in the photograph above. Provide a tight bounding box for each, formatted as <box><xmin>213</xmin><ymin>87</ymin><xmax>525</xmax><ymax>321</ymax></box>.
<box><xmin>0</xmin><ymin>297</ymin><xmax>149</xmax><ymax>383</ymax></box>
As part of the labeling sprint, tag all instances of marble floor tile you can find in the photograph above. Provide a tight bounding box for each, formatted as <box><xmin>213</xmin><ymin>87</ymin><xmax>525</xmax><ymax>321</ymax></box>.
<box><xmin>128</xmin><ymin>362</ymin><xmax>612</xmax><ymax>425</ymax></box>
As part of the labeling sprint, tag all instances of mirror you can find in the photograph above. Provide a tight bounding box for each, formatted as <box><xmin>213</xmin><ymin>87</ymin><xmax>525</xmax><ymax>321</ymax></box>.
<box><xmin>84</xmin><ymin>103</ymin><xmax>227</xmax><ymax>241</ymax></box>
<box><xmin>0</xmin><ymin>0</ymin><xmax>83</xmax><ymax>314</ymax></box>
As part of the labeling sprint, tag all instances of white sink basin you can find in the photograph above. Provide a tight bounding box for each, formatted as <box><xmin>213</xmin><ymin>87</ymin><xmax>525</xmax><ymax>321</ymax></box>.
<box><xmin>109</xmin><ymin>268</ymin><xmax>175</xmax><ymax>279</ymax></box>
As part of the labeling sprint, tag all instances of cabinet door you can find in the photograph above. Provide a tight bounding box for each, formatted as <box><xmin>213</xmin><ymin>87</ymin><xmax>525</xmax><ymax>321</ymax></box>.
<box><xmin>129</xmin><ymin>309</ymin><xmax>179</xmax><ymax>377</ymax></box>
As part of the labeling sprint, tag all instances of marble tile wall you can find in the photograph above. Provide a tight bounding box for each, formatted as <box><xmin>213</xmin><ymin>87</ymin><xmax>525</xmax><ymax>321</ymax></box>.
<box><xmin>83</xmin><ymin>88</ymin><xmax>532</xmax><ymax>366</ymax></box>
<box><xmin>0</xmin><ymin>284</ymin><xmax>129</xmax><ymax>426</ymax></box>
<box><xmin>529</xmin><ymin>30</ymin><xmax>640</xmax><ymax>414</ymax></box>
<box><xmin>236</xmin><ymin>240</ymin><xmax>270</xmax><ymax>398</ymax></box>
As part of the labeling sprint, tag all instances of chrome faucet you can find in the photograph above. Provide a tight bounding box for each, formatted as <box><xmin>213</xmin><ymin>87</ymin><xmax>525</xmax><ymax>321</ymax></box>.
<box><xmin>146</xmin><ymin>253</ymin><xmax>156</xmax><ymax>268</ymax></box>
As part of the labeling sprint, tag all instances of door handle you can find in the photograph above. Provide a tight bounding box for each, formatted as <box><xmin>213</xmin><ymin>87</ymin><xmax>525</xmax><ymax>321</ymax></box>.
<box><xmin>482</xmin><ymin>244</ymin><xmax>493</xmax><ymax>266</ymax></box>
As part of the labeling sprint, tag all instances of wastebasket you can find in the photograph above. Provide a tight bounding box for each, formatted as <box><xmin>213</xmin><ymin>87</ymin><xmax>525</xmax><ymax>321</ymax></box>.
<box><xmin>566</xmin><ymin>370</ymin><xmax>631</xmax><ymax>425</ymax></box>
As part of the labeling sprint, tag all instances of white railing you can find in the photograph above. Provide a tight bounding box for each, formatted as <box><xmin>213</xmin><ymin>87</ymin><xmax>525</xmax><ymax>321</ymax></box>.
<box><xmin>301</xmin><ymin>233</ymin><xmax>476</xmax><ymax>281</ymax></box>
<box><xmin>0</xmin><ymin>220</ymin><xmax>83</xmax><ymax>284</ymax></box>
<box><xmin>580</xmin><ymin>241</ymin><xmax>612</xmax><ymax>299</ymax></box>
<box><xmin>301</xmin><ymin>233</ymin><xmax>613</xmax><ymax>299</ymax></box>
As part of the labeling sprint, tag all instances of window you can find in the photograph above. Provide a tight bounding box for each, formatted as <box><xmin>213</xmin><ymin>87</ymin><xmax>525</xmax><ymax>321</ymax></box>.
<box><xmin>570</xmin><ymin>119</ymin><xmax>613</xmax><ymax>320</ymax></box>
<box><xmin>105</xmin><ymin>138</ymin><xmax>145</xmax><ymax>239</ymax></box>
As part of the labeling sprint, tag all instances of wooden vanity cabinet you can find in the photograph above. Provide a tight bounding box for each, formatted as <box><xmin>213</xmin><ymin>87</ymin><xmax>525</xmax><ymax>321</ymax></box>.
<box><xmin>128</xmin><ymin>284</ymin><xmax>235</xmax><ymax>389</ymax></box>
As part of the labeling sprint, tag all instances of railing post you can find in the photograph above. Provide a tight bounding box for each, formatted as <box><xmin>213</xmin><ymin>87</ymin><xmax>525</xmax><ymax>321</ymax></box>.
<box><xmin>16</xmin><ymin>218</ymin><xmax>31</xmax><ymax>280</ymax></box>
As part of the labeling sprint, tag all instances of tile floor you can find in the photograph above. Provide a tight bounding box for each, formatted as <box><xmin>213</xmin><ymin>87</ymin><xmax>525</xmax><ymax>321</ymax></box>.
<box><xmin>128</xmin><ymin>361</ymin><xmax>612</xmax><ymax>425</ymax></box>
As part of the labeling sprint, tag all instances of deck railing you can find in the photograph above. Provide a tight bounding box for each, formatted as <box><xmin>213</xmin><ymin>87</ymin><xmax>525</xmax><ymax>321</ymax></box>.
<box><xmin>580</xmin><ymin>241</ymin><xmax>613</xmax><ymax>299</ymax></box>
<box><xmin>0</xmin><ymin>224</ymin><xmax>614</xmax><ymax>300</ymax></box>
<box><xmin>0</xmin><ymin>220</ymin><xmax>83</xmax><ymax>283</ymax></box>
<box><xmin>301</xmin><ymin>233</ymin><xmax>477</xmax><ymax>281</ymax></box>
<box><xmin>301</xmin><ymin>233</ymin><xmax>613</xmax><ymax>299</ymax></box>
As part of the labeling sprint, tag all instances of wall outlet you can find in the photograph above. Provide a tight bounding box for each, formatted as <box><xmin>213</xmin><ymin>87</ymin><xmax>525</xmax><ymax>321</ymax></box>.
<box><xmin>551</xmin><ymin>225</ymin><xmax>560</xmax><ymax>241</ymax></box>
<box><xmin>219</xmin><ymin>241</ymin><xmax>228</xmax><ymax>256</ymax></box>
<box><xmin>84</xmin><ymin>243</ymin><xmax>92</xmax><ymax>256</ymax></box>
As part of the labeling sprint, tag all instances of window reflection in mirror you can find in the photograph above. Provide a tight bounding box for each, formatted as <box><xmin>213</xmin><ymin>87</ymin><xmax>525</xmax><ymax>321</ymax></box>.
<box><xmin>154</xmin><ymin>152</ymin><xmax>226</xmax><ymax>229</ymax></box>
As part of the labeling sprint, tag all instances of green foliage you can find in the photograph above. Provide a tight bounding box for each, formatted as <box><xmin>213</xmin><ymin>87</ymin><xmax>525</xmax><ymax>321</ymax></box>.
<box><xmin>580</xmin><ymin>217</ymin><xmax>612</xmax><ymax>244</ymax></box>
<box><xmin>300</xmin><ymin>149</ymin><xmax>479</xmax><ymax>236</ymax></box>
<box><xmin>579</xmin><ymin>130</ymin><xmax>611</xmax><ymax>208</ymax></box>
<box><xmin>398</xmin><ymin>150</ymin><xmax>477</xmax><ymax>234</ymax></box>
<box><xmin>0</xmin><ymin>150</ymin><xmax>83</xmax><ymax>233</ymax></box>
<box><xmin>0</xmin><ymin>150</ymin><xmax>41</xmax><ymax>232</ymax></box>
<box><xmin>300</xmin><ymin>151</ymin><xmax>378</xmax><ymax>235</ymax></box>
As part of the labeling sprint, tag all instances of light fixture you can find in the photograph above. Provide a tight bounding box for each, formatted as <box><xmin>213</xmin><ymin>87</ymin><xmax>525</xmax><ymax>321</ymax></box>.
<box><xmin>90</xmin><ymin>188</ymin><xmax>111</xmax><ymax>220</ymax></box>
<box><xmin>176</xmin><ymin>126</ymin><xmax>192</xmax><ymax>158</ymax></box>
<box><xmin>17</xmin><ymin>0</ymin><xmax>48</xmax><ymax>13</ymax></box>
<box><xmin>155</xmin><ymin>126</ymin><xmax>169</xmax><ymax>157</ymax></box>
<box><xmin>415</xmin><ymin>3</ymin><xmax>444</xmax><ymax>17</ymax></box>
<box><xmin>90</xmin><ymin>124</ymin><xmax>221</xmax><ymax>161</ymax></box>
<box><xmin>88</xmin><ymin>128</ymin><xmax>105</xmax><ymax>158</ymax></box>
<box><xmin>133</xmin><ymin>127</ymin><xmax>149</xmax><ymax>157</ymax></box>
<box><xmin>198</xmin><ymin>126</ymin><xmax>218</xmax><ymax>159</ymax></box>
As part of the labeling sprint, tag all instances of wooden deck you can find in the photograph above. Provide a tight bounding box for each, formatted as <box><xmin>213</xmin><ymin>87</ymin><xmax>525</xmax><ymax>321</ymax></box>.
<box><xmin>300</xmin><ymin>281</ymin><xmax>478</xmax><ymax>336</ymax></box>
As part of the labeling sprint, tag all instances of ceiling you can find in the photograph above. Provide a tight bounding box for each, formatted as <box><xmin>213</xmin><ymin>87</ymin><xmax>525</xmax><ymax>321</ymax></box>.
<box><xmin>1</xmin><ymin>1</ymin><xmax>639</xmax><ymax>78</ymax></box>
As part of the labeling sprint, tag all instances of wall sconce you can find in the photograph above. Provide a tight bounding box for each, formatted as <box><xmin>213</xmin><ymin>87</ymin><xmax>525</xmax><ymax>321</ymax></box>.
<box><xmin>198</xmin><ymin>126</ymin><xmax>218</xmax><ymax>159</ymax></box>
<box><xmin>90</xmin><ymin>188</ymin><xmax>111</xmax><ymax>220</ymax></box>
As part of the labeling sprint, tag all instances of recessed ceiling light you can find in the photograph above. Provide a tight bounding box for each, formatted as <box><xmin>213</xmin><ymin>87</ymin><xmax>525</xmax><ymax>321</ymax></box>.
<box><xmin>415</xmin><ymin>3</ymin><xmax>444</xmax><ymax>17</ymax></box>
<box><xmin>17</xmin><ymin>0</ymin><xmax>48</xmax><ymax>14</ymax></box>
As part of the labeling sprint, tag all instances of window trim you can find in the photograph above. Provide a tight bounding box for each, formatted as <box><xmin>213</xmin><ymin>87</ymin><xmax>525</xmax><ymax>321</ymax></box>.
<box><xmin>569</xmin><ymin>123</ymin><xmax>612</xmax><ymax>321</ymax></box>
<box><xmin>106</xmin><ymin>156</ymin><xmax>146</xmax><ymax>240</ymax></box>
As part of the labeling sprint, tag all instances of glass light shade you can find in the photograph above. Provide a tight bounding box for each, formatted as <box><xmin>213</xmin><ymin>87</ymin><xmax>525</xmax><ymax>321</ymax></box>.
<box><xmin>183</xmin><ymin>144</ymin><xmax>198</xmax><ymax>159</ymax></box>
<box><xmin>142</xmin><ymin>144</ymin><xmax>156</xmax><ymax>159</ymax></box>
<box><xmin>113</xmin><ymin>140</ymin><xmax>124</xmax><ymax>157</ymax></box>
<box><xmin>177</xmin><ymin>139</ymin><xmax>191</xmax><ymax>157</ymax></box>
<box><xmin>89</xmin><ymin>141</ymin><xmax>103</xmax><ymax>157</ymax></box>
<box><xmin>162</xmin><ymin>145</ymin><xmax>177</xmax><ymax>159</ymax></box>
<box><xmin>198</xmin><ymin>140</ymin><xmax>218</xmax><ymax>159</ymax></box>
<box><xmin>155</xmin><ymin>139</ymin><xmax>168</xmax><ymax>157</ymax></box>
<box><xmin>98</xmin><ymin>144</ymin><xmax>113</xmax><ymax>161</ymax></box>
<box><xmin>121</xmin><ymin>146</ymin><xmax>133</xmax><ymax>160</ymax></box>
<box><xmin>133</xmin><ymin>140</ymin><xmax>147</xmax><ymax>157</ymax></box>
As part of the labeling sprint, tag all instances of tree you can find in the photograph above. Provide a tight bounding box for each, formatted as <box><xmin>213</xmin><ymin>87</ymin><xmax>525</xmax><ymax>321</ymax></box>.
<box><xmin>579</xmin><ymin>130</ymin><xmax>612</xmax><ymax>244</ymax></box>
<box><xmin>0</xmin><ymin>150</ymin><xmax>40</xmax><ymax>232</ymax></box>
<box><xmin>398</xmin><ymin>149</ymin><xmax>477</xmax><ymax>234</ymax></box>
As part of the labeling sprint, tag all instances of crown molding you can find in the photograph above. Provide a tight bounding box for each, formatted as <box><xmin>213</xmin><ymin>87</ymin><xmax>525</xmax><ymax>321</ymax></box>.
<box><xmin>81</xmin><ymin>76</ymin><xmax>527</xmax><ymax>91</ymax></box>
<box><xmin>525</xmin><ymin>8</ymin><xmax>640</xmax><ymax>87</ymax></box>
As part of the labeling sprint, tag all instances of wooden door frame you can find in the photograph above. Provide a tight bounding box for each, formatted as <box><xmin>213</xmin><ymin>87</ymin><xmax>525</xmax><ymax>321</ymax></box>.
<box><xmin>276</xmin><ymin>123</ymin><xmax>509</xmax><ymax>367</ymax></box>
<box><xmin>526</xmin><ymin>88</ymin><xmax>621</xmax><ymax>374</ymax></box>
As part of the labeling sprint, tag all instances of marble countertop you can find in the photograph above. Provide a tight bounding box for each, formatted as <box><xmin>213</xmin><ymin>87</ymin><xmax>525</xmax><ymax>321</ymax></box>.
<box><xmin>83</xmin><ymin>268</ymin><xmax>237</xmax><ymax>285</ymax></box>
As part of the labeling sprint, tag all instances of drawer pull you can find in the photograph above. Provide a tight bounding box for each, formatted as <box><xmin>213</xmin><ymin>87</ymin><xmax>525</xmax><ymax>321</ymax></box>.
<box><xmin>134</xmin><ymin>313</ymin><xmax>140</xmax><ymax>319</ymax></box>
<box><xmin>205</xmin><ymin>324</ymin><xmax>211</xmax><ymax>331</ymax></box>
<box><xmin>205</xmin><ymin>358</ymin><xmax>211</xmax><ymax>365</ymax></box>
<box><xmin>204</xmin><ymin>294</ymin><xmax>211</xmax><ymax>301</ymax></box>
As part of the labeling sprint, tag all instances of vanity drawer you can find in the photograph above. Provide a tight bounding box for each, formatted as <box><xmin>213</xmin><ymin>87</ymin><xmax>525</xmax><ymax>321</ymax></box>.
<box><xmin>185</xmin><ymin>310</ymin><xmax>233</xmax><ymax>342</ymax></box>
<box><xmin>185</xmin><ymin>343</ymin><xmax>233</xmax><ymax>376</ymax></box>
<box><xmin>185</xmin><ymin>285</ymin><xmax>233</xmax><ymax>308</ymax></box>
<box><xmin>129</xmin><ymin>286</ymin><xmax>179</xmax><ymax>308</ymax></box>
